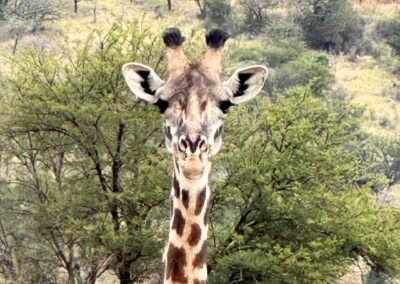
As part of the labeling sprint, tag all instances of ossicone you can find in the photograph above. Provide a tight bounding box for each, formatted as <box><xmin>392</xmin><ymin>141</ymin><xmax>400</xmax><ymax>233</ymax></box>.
<box><xmin>200</xmin><ymin>29</ymin><xmax>230</xmax><ymax>80</ymax></box>
<box><xmin>163</xmin><ymin>28</ymin><xmax>186</xmax><ymax>48</ymax></box>
<box><xmin>162</xmin><ymin>27</ymin><xmax>188</xmax><ymax>78</ymax></box>
<box><xmin>205</xmin><ymin>29</ymin><xmax>229</xmax><ymax>49</ymax></box>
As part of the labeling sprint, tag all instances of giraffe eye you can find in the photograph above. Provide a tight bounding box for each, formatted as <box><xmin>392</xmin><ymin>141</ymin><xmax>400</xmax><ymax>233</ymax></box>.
<box><xmin>219</xmin><ymin>100</ymin><xmax>234</xmax><ymax>114</ymax></box>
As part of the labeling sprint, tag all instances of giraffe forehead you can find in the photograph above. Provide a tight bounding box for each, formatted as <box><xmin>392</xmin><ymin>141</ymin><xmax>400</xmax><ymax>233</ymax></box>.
<box><xmin>163</xmin><ymin>65</ymin><xmax>225</xmax><ymax>141</ymax></box>
<box><xmin>171</xmin><ymin>95</ymin><xmax>218</xmax><ymax>138</ymax></box>
<box><xmin>167</xmin><ymin>85</ymin><xmax>219</xmax><ymax>127</ymax></box>
<box><xmin>170</xmin><ymin>65</ymin><xmax>219</xmax><ymax>100</ymax></box>
<box><xmin>185</xmin><ymin>64</ymin><xmax>218</xmax><ymax>85</ymax></box>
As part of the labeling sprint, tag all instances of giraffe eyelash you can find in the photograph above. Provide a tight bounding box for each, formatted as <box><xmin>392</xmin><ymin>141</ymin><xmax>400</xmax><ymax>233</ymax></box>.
<box><xmin>213</xmin><ymin>85</ymin><xmax>231</xmax><ymax>101</ymax></box>
<box><xmin>164</xmin><ymin>125</ymin><xmax>173</xmax><ymax>140</ymax></box>
<box><xmin>214</xmin><ymin>126</ymin><xmax>223</xmax><ymax>141</ymax></box>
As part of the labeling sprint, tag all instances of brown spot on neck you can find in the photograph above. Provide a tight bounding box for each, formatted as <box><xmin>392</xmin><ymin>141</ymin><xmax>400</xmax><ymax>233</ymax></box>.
<box><xmin>166</xmin><ymin>244</ymin><xmax>188</xmax><ymax>283</ymax></box>
<box><xmin>195</xmin><ymin>187</ymin><xmax>207</xmax><ymax>215</ymax></box>
<box><xmin>193</xmin><ymin>242</ymin><xmax>207</xmax><ymax>268</ymax></box>
<box><xmin>173</xmin><ymin>174</ymin><xmax>180</xmax><ymax>198</ymax></box>
<box><xmin>188</xmin><ymin>223</ymin><xmax>202</xmax><ymax>246</ymax></box>
<box><xmin>182</xmin><ymin>189</ymin><xmax>189</xmax><ymax>209</ymax></box>
<box><xmin>172</xmin><ymin>209</ymin><xmax>185</xmax><ymax>236</ymax></box>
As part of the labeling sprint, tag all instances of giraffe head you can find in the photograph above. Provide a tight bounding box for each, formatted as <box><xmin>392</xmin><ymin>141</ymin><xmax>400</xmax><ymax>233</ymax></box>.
<box><xmin>123</xmin><ymin>28</ymin><xmax>268</xmax><ymax>179</ymax></box>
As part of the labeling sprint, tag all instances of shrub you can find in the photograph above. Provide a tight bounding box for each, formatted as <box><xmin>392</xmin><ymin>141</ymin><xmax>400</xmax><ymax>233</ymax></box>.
<box><xmin>265</xmin><ymin>46</ymin><xmax>298</xmax><ymax>68</ymax></box>
<box><xmin>299</xmin><ymin>0</ymin><xmax>365</xmax><ymax>54</ymax></box>
<box><xmin>206</xmin><ymin>0</ymin><xmax>231</xmax><ymax>26</ymax></box>
<box><xmin>267</xmin><ymin>50</ymin><xmax>334</xmax><ymax>96</ymax></box>
<box><xmin>264</xmin><ymin>14</ymin><xmax>304</xmax><ymax>41</ymax></box>
<box><xmin>238</xmin><ymin>0</ymin><xmax>280</xmax><ymax>33</ymax></box>
<box><xmin>230</xmin><ymin>47</ymin><xmax>265</xmax><ymax>62</ymax></box>
<box><xmin>264</xmin><ymin>40</ymin><xmax>306</xmax><ymax>68</ymax></box>
<box><xmin>379</xmin><ymin>116</ymin><xmax>394</xmax><ymax>129</ymax></box>
<box><xmin>376</xmin><ymin>15</ymin><xmax>400</xmax><ymax>55</ymax></box>
<box><xmin>367</xmin><ymin>136</ymin><xmax>400</xmax><ymax>186</ymax></box>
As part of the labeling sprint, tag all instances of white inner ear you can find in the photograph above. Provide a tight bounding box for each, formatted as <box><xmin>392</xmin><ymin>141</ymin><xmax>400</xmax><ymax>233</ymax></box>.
<box><xmin>122</xmin><ymin>63</ymin><xmax>165</xmax><ymax>103</ymax></box>
<box><xmin>224</xmin><ymin>65</ymin><xmax>268</xmax><ymax>105</ymax></box>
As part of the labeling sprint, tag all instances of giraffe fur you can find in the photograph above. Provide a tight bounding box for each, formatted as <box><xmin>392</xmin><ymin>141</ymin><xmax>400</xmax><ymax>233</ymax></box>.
<box><xmin>122</xmin><ymin>28</ymin><xmax>268</xmax><ymax>284</ymax></box>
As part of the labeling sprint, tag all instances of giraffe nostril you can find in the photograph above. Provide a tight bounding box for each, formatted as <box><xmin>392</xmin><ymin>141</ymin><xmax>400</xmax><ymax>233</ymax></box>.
<box><xmin>178</xmin><ymin>135</ymin><xmax>209</xmax><ymax>154</ymax></box>
<box><xmin>198</xmin><ymin>136</ymin><xmax>208</xmax><ymax>152</ymax></box>
<box><xmin>178</xmin><ymin>136</ymin><xmax>188</xmax><ymax>152</ymax></box>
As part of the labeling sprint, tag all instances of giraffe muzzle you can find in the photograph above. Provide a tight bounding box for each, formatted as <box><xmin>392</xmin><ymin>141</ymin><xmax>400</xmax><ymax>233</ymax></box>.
<box><xmin>177</xmin><ymin>135</ymin><xmax>209</xmax><ymax>179</ymax></box>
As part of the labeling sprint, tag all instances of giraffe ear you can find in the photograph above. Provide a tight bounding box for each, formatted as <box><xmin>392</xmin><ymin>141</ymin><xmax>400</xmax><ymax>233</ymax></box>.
<box><xmin>122</xmin><ymin>63</ymin><xmax>165</xmax><ymax>103</ymax></box>
<box><xmin>224</xmin><ymin>65</ymin><xmax>268</xmax><ymax>105</ymax></box>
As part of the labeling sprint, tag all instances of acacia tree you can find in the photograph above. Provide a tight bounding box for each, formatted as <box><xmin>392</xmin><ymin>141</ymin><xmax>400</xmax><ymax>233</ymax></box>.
<box><xmin>0</xmin><ymin>144</ymin><xmax>93</xmax><ymax>283</ymax></box>
<box><xmin>0</xmin><ymin>0</ymin><xmax>61</xmax><ymax>54</ymax></box>
<box><xmin>4</xmin><ymin>0</ymin><xmax>61</xmax><ymax>22</ymax></box>
<box><xmin>297</xmin><ymin>0</ymin><xmax>365</xmax><ymax>53</ymax></box>
<box><xmin>238</xmin><ymin>0</ymin><xmax>280</xmax><ymax>31</ymax></box>
<box><xmin>376</xmin><ymin>15</ymin><xmax>400</xmax><ymax>55</ymax></box>
<box><xmin>208</xmin><ymin>87</ymin><xmax>400</xmax><ymax>283</ymax></box>
<box><xmin>2</xmin><ymin>21</ymin><xmax>171</xmax><ymax>284</ymax></box>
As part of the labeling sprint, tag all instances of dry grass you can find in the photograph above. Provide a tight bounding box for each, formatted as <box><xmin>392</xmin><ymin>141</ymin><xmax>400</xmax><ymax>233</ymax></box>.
<box><xmin>97</xmin><ymin>270</ymin><xmax>119</xmax><ymax>284</ymax></box>
<box><xmin>353</xmin><ymin>0</ymin><xmax>400</xmax><ymax>19</ymax></box>
<box><xmin>0</xmin><ymin>0</ymin><xmax>203</xmax><ymax>58</ymax></box>
<box><xmin>332</xmin><ymin>55</ymin><xmax>400</xmax><ymax>136</ymax></box>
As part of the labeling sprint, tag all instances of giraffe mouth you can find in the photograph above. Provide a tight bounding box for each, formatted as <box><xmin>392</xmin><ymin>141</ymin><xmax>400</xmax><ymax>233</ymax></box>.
<box><xmin>178</xmin><ymin>154</ymin><xmax>208</xmax><ymax>179</ymax></box>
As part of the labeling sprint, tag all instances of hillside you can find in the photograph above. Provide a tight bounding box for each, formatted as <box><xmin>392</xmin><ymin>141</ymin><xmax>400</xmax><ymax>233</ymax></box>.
<box><xmin>19</xmin><ymin>0</ymin><xmax>398</xmax><ymax>137</ymax></box>
<box><xmin>1</xmin><ymin>0</ymin><xmax>400</xmax><ymax>283</ymax></box>
<box><xmin>334</xmin><ymin>0</ymin><xmax>400</xmax><ymax>136</ymax></box>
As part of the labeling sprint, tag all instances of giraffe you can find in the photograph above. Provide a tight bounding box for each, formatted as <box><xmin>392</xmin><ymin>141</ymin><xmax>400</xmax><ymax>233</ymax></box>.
<box><xmin>122</xmin><ymin>28</ymin><xmax>268</xmax><ymax>284</ymax></box>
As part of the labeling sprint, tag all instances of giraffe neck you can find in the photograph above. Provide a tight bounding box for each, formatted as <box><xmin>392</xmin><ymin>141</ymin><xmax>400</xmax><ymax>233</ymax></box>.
<box><xmin>164</xmin><ymin>158</ymin><xmax>211</xmax><ymax>284</ymax></box>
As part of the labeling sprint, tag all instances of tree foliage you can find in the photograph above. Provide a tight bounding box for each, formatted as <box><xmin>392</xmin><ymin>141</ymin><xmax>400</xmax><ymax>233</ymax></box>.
<box><xmin>238</xmin><ymin>0</ymin><xmax>280</xmax><ymax>32</ymax></box>
<box><xmin>206</xmin><ymin>0</ymin><xmax>231</xmax><ymax>26</ymax></box>
<box><xmin>367</xmin><ymin>136</ymin><xmax>400</xmax><ymax>187</ymax></box>
<box><xmin>208</xmin><ymin>87</ymin><xmax>400</xmax><ymax>283</ymax></box>
<box><xmin>0</xmin><ymin>0</ymin><xmax>62</xmax><ymax>54</ymax></box>
<box><xmin>2</xmin><ymin>0</ymin><xmax>61</xmax><ymax>22</ymax></box>
<box><xmin>376</xmin><ymin>15</ymin><xmax>400</xmax><ymax>55</ymax></box>
<box><xmin>1</xmin><ymin>21</ymin><xmax>171</xmax><ymax>283</ymax></box>
<box><xmin>298</xmin><ymin>0</ymin><xmax>365</xmax><ymax>53</ymax></box>
<box><xmin>0</xmin><ymin>8</ymin><xmax>399</xmax><ymax>284</ymax></box>
<box><xmin>266</xmin><ymin>49</ymin><xmax>334</xmax><ymax>96</ymax></box>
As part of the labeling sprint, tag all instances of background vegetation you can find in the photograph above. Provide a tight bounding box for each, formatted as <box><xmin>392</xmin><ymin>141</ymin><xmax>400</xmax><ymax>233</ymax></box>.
<box><xmin>0</xmin><ymin>0</ymin><xmax>400</xmax><ymax>283</ymax></box>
